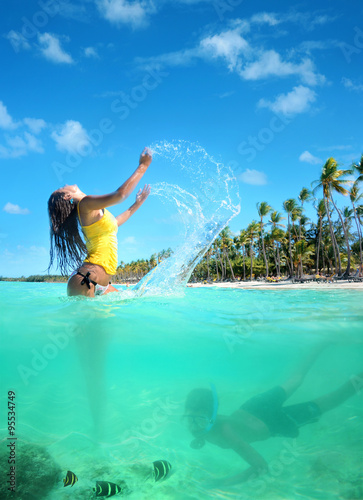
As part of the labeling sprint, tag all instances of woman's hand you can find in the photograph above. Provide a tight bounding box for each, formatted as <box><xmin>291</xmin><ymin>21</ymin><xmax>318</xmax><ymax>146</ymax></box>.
<box><xmin>136</xmin><ymin>184</ymin><xmax>151</xmax><ymax>205</ymax></box>
<box><xmin>139</xmin><ymin>147</ymin><xmax>153</xmax><ymax>168</ymax></box>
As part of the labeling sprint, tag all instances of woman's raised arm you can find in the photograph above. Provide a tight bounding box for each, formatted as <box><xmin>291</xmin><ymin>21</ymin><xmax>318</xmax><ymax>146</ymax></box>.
<box><xmin>116</xmin><ymin>184</ymin><xmax>151</xmax><ymax>227</ymax></box>
<box><xmin>80</xmin><ymin>148</ymin><xmax>152</xmax><ymax>211</ymax></box>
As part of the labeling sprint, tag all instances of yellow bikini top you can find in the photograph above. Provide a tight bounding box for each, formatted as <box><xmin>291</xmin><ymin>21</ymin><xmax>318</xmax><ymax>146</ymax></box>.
<box><xmin>77</xmin><ymin>200</ymin><xmax>118</xmax><ymax>276</ymax></box>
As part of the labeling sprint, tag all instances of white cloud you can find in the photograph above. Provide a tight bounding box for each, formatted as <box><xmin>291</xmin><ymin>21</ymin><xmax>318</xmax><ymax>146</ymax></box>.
<box><xmin>258</xmin><ymin>85</ymin><xmax>317</xmax><ymax>116</ymax></box>
<box><xmin>136</xmin><ymin>21</ymin><xmax>325</xmax><ymax>88</ymax></box>
<box><xmin>0</xmin><ymin>101</ymin><xmax>20</xmax><ymax>130</ymax></box>
<box><xmin>299</xmin><ymin>150</ymin><xmax>322</xmax><ymax>165</ymax></box>
<box><xmin>298</xmin><ymin>39</ymin><xmax>340</xmax><ymax>54</ymax></box>
<box><xmin>23</xmin><ymin>118</ymin><xmax>47</xmax><ymax>134</ymax></box>
<box><xmin>0</xmin><ymin>102</ymin><xmax>46</xmax><ymax>158</ymax></box>
<box><xmin>318</xmin><ymin>145</ymin><xmax>352</xmax><ymax>152</ymax></box>
<box><xmin>135</xmin><ymin>47</ymin><xmax>197</xmax><ymax>70</ymax></box>
<box><xmin>84</xmin><ymin>46</ymin><xmax>99</xmax><ymax>58</ymax></box>
<box><xmin>5</xmin><ymin>31</ymin><xmax>31</xmax><ymax>51</ymax></box>
<box><xmin>342</xmin><ymin>77</ymin><xmax>363</xmax><ymax>92</ymax></box>
<box><xmin>282</xmin><ymin>11</ymin><xmax>337</xmax><ymax>30</ymax></box>
<box><xmin>250</xmin><ymin>12</ymin><xmax>280</xmax><ymax>26</ymax></box>
<box><xmin>239</xmin><ymin>50</ymin><xmax>324</xmax><ymax>86</ymax></box>
<box><xmin>96</xmin><ymin>0</ymin><xmax>153</xmax><ymax>28</ymax></box>
<box><xmin>23</xmin><ymin>132</ymin><xmax>44</xmax><ymax>153</ymax></box>
<box><xmin>239</xmin><ymin>169</ymin><xmax>267</xmax><ymax>185</ymax></box>
<box><xmin>122</xmin><ymin>236</ymin><xmax>137</xmax><ymax>244</ymax></box>
<box><xmin>3</xmin><ymin>203</ymin><xmax>30</xmax><ymax>215</ymax></box>
<box><xmin>0</xmin><ymin>132</ymin><xmax>44</xmax><ymax>158</ymax></box>
<box><xmin>51</xmin><ymin>120</ymin><xmax>90</xmax><ymax>153</ymax></box>
<box><xmin>218</xmin><ymin>91</ymin><xmax>235</xmax><ymax>99</ymax></box>
<box><xmin>38</xmin><ymin>33</ymin><xmax>74</xmax><ymax>64</ymax></box>
<box><xmin>199</xmin><ymin>29</ymin><xmax>250</xmax><ymax>71</ymax></box>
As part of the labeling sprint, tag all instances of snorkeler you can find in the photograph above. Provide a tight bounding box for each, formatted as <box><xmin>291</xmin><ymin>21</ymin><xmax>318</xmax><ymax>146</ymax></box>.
<box><xmin>183</xmin><ymin>344</ymin><xmax>363</xmax><ymax>487</ymax></box>
<box><xmin>48</xmin><ymin>148</ymin><xmax>152</xmax><ymax>297</ymax></box>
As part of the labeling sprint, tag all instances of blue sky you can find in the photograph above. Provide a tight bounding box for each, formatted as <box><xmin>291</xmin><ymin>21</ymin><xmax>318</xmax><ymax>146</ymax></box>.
<box><xmin>0</xmin><ymin>0</ymin><xmax>362</xmax><ymax>277</ymax></box>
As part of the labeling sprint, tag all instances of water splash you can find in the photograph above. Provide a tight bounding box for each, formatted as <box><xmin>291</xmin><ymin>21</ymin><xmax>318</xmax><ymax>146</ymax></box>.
<box><xmin>132</xmin><ymin>140</ymin><xmax>240</xmax><ymax>297</ymax></box>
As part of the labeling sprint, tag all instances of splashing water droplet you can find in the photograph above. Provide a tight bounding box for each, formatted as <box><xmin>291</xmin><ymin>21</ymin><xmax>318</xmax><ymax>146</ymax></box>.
<box><xmin>132</xmin><ymin>140</ymin><xmax>240</xmax><ymax>297</ymax></box>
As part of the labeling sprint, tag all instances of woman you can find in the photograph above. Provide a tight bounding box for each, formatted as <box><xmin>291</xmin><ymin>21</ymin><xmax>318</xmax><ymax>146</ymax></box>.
<box><xmin>48</xmin><ymin>148</ymin><xmax>152</xmax><ymax>297</ymax></box>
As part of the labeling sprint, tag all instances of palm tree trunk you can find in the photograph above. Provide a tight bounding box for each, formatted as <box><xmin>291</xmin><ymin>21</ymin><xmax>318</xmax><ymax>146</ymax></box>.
<box><xmin>271</xmin><ymin>240</ymin><xmax>277</xmax><ymax>273</ymax></box>
<box><xmin>214</xmin><ymin>247</ymin><xmax>219</xmax><ymax>280</ymax></box>
<box><xmin>298</xmin><ymin>221</ymin><xmax>303</xmax><ymax>277</ymax></box>
<box><xmin>222</xmin><ymin>248</ymin><xmax>228</xmax><ymax>280</ymax></box>
<box><xmin>316</xmin><ymin>217</ymin><xmax>322</xmax><ymax>273</ymax></box>
<box><xmin>217</xmin><ymin>249</ymin><xmax>224</xmax><ymax>280</ymax></box>
<box><xmin>243</xmin><ymin>245</ymin><xmax>246</xmax><ymax>280</ymax></box>
<box><xmin>226</xmin><ymin>253</ymin><xmax>235</xmax><ymax>281</ymax></box>
<box><xmin>285</xmin><ymin>251</ymin><xmax>292</xmax><ymax>276</ymax></box>
<box><xmin>277</xmin><ymin>243</ymin><xmax>281</xmax><ymax>277</ymax></box>
<box><xmin>352</xmin><ymin>202</ymin><xmax>363</xmax><ymax>267</ymax></box>
<box><xmin>250</xmin><ymin>240</ymin><xmax>253</xmax><ymax>280</ymax></box>
<box><xmin>330</xmin><ymin>193</ymin><xmax>351</xmax><ymax>276</ymax></box>
<box><xmin>287</xmin><ymin>214</ymin><xmax>294</xmax><ymax>277</ymax></box>
<box><xmin>206</xmin><ymin>251</ymin><xmax>210</xmax><ymax>280</ymax></box>
<box><xmin>260</xmin><ymin>225</ymin><xmax>269</xmax><ymax>277</ymax></box>
<box><xmin>324</xmin><ymin>195</ymin><xmax>340</xmax><ymax>274</ymax></box>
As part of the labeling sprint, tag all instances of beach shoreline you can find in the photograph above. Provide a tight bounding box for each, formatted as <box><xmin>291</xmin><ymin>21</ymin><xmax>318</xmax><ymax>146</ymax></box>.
<box><xmin>187</xmin><ymin>280</ymin><xmax>363</xmax><ymax>290</ymax></box>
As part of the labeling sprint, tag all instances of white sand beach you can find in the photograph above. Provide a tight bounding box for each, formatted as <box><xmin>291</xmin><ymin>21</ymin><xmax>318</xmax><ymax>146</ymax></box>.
<box><xmin>188</xmin><ymin>280</ymin><xmax>363</xmax><ymax>290</ymax></box>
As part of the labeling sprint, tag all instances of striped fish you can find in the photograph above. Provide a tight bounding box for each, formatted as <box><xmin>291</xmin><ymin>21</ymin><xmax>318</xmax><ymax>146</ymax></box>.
<box><xmin>153</xmin><ymin>460</ymin><xmax>172</xmax><ymax>482</ymax></box>
<box><xmin>93</xmin><ymin>480</ymin><xmax>124</xmax><ymax>497</ymax></box>
<box><xmin>63</xmin><ymin>470</ymin><xmax>78</xmax><ymax>487</ymax></box>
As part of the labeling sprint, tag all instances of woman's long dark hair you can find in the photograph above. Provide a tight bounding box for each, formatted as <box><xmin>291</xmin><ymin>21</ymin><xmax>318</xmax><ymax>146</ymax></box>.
<box><xmin>48</xmin><ymin>192</ymin><xmax>87</xmax><ymax>276</ymax></box>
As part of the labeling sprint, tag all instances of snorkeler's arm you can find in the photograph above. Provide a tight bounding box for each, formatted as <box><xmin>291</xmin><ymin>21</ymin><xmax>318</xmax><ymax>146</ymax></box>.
<box><xmin>116</xmin><ymin>185</ymin><xmax>151</xmax><ymax>226</ymax></box>
<box><xmin>215</xmin><ymin>424</ymin><xmax>268</xmax><ymax>486</ymax></box>
<box><xmin>80</xmin><ymin>149</ymin><xmax>152</xmax><ymax>211</ymax></box>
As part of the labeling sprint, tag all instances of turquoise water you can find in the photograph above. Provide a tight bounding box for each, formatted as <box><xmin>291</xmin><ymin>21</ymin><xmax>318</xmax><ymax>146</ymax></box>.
<box><xmin>1</xmin><ymin>283</ymin><xmax>363</xmax><ymax>499</ymax></box>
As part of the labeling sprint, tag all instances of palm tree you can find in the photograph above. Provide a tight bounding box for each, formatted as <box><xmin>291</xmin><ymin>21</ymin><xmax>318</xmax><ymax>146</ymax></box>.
<box><xmin>246</xmin><ymin>221</ymin><xmax>259</xmax><ymax>280</ymax></box>
<box><xmin>269</xmin><ymin>211</ymin><xmax>286</xmax><ymax>277</ymax></box>
<box><xmin>283</xmin><ymin>198</ymin><xmax>298</xmax><ymax>277</ymax></box>
<box><xmin>149</xmin><ymin>254</ymin><xmax>157</xmax><ymax>269</ymax></box>
<box><xmin>313</xmin><ymin>199</ymin><xmax>326</xmax><ymax>274</ymax></box>
<box><xmin>350</xmin><ymin>183</ymin><xmax>363</xmax><ymax>268</ymax></box>
<box><xmin>220</xmin><ymin>227</ymin><xmax>236</xmax><ymax>280</ymax></box>
<box><xmin>237</xmin><ymin>230</ymin><xmax>248</xmax><ymax>280</ymax></box>
<box><xmin>293</xmin><ymin>241</ymin><xmax>314</xmax><ymax>277</ymax></box>
<box><xmin>256</xmin><ymin>202</ymin><xmax>272</xmax><ymax>277</ymax></box>
<box><xmin>297</xmin><ymin>188</ymin><xmax>312</xmax><ymax>275</ymax></box>
<box><xmin>212</xmin><ymin>240</ymin><xmax>223</xmax><ymax>280</ymax></box>
<box><xmin>298</xmin><ymin>188</ymin><xmax>312</xmax><ymax>238</ymax></box>
<box><xmin>351</xmin><ymin>154</ymin><xmax>363</xmax><ymax>183</ymax></box>
<box><xmin>205</xmin><ymin>247</ymin><xmax>212</xmax><ymax>281</ymax></box>
<box><xmin>315</xmin><ymin>158</ymin><xmax>352</xmax><ymax>276</ymax></box>
<box><xmin>312</xmin><ymin>158</ymin><xmax>350</xmax><ymax>275</ymax></box>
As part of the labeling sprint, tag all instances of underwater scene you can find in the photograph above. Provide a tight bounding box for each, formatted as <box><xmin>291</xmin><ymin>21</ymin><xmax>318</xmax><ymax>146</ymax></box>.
<box><xmin>0</xmin><ymin>284</ymin><xmax>363</xmax><ymax>500</ymax></box>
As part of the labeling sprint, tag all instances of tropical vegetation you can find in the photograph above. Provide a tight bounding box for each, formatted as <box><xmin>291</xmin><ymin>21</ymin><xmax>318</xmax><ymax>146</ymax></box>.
<box><xmin>117</xmin><ymin>155</ymin><xmax>363</xmax><ymax>283</ymax></box>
